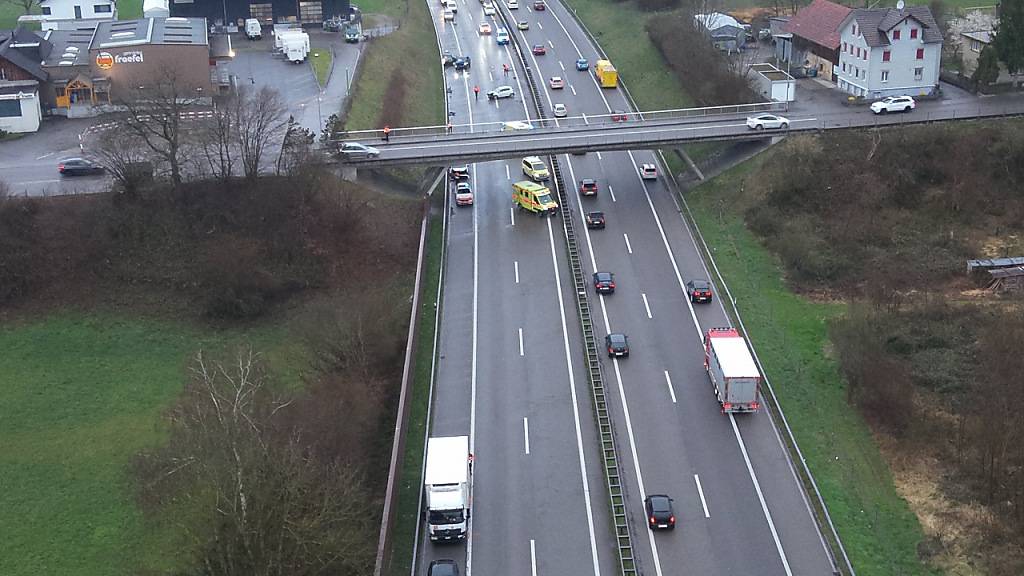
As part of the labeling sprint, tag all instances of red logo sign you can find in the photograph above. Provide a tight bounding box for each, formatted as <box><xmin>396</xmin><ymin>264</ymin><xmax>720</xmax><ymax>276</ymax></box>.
<box><xmin>95</xmin><ymin>52</ymin><xmax>114</xmax><ymax>70</ymax></box>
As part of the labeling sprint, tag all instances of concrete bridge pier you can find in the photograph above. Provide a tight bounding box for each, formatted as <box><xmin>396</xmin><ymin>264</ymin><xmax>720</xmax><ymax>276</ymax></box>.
<box><xmin>340</xmin><ymin>165</ymin><xmax>358</xmax><ymax>182</ymax></box>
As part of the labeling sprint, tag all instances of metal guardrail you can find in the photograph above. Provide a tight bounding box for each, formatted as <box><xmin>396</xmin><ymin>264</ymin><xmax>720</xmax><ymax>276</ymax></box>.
<box><xmin>493</xmin><ymin>3</ymin><xmax>639</xmax><ymax>575</ymax></box>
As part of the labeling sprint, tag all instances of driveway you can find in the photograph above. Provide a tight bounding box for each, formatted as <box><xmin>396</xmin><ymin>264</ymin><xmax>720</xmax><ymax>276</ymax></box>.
<box><xmin>0</xmin><ymin>116</ymin><xmax>110</xmax><ymax>197</ymax></box>
<box><xmin>788</xmin><ymin>76</ymin><xmax>981</xmax><ymax>117</ymax></box>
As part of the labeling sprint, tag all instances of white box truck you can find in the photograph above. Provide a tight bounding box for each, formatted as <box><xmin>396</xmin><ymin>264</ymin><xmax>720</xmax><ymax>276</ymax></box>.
<box><xmin>704</xmin><ymin>327</ymin><xmax>762</xmax><ymax>413</ymax></box>
<box><xmin>274</xmin><ymin>29</ymin><xmax>309</xmax><ymax>51</ymax></box>
<box><xmin>425</xmin><ymin>436</ymin><xmax>471</xmax><ymax>542</ymax></box>
<box><xmin>282</xmin><ymin>36</ymin><xmax>308</xmax><ymax>63</ymax></box>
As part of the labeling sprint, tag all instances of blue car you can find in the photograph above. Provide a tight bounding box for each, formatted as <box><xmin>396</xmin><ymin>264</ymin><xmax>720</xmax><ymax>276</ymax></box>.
<box><xmin>576</xmin><ymin>58</ymin><xmax>589</xmax><ymax>71</ymax></box>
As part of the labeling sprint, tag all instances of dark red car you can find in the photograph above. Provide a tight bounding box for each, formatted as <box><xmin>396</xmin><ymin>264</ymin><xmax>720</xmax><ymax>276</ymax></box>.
<box><xmin>579</xmin><ymin>178</ymin><xmax>598</xmax><ymax>196</ymax></box>
<box><xmin>686</xmin><ymin>279</ymin><xmax>713</xmax><ymax>303</ymax></box>
<box><xmin>610</xmin><ymin>110</ymin><xmax>629</xmax><ymax>122</ymax></box>
<box><xmin>533</xmin><ymin>0</ymin><xmax>545</xmax><ymax>9</ymax></box>
<box><xmin>593</xmin><ymin>271</ymin><xmax>615</xmax><ymax>294</ymax></box>
<box><xmin>532</xmin><ymin>44</ymin><xmax>546</xmax><ymax>55</ymax></box>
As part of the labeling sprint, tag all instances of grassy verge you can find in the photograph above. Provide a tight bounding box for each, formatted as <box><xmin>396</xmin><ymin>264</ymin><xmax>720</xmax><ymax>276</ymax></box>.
<box><xmin>310</xmin><ymin>46</ymin><xmax>333</xmax><ymax>87</ymax></box>
<box><xmin>386</xmin><ymin>193</ymin><xmax>445</xmax><ymax>576</ymax></box>
<box><xmin>343</xmin><ymin>0</ymin><xmax>443</xmax><ymax>130</ymax></box>
<box><xmin>0</xmin><ymin>313</ymin><xmax>308</xmax><ymax>576</ymax></box>
<box><xmin>684</xmin><ymin>159</ymin><xmax>932</xmax><ymax>575</ymax></box>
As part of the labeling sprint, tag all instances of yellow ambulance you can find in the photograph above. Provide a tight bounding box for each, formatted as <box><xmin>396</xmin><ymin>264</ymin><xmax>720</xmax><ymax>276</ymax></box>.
<box><xmin>512</xmin><ymin>181</ymin><xmax>558</xmax><ymax>215</ymax></box>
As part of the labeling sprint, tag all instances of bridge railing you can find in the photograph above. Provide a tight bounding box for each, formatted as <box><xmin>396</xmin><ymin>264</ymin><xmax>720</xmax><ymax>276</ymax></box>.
<box><xmin>329</xmin><ymin>101</ymin><xmax>790</xmax><ymax>144</ymax></box>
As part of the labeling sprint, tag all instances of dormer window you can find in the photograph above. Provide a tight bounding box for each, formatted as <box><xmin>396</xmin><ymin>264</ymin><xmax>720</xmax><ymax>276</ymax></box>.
<box><xmin>910</xmin><ymin>28</ymin><xmax>918</xmax><ymax>39</ymax></box>
<box><xmin>893</xmin><ymin>29</ymin><xmax>901</xmax><ymax>40</ymax></box>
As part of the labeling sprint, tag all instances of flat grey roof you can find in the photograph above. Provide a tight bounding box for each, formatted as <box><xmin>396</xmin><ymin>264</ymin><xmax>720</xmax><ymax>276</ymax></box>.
<box><xmin>92</xmin><ymin>17</ymin><xmax>207</xmax><ymax>49</ymax></box>
<box><xmin>41</xmin><ymin>27</ymin><xmax>96</xmax><ymax>68</ymax></box>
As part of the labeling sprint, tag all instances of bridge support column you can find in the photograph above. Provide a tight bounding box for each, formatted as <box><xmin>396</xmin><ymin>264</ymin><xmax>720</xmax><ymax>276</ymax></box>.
<box><xmin>340</xmin><ymin>165</ymin><xmax>358</xmax><ymax>182</ymax></box>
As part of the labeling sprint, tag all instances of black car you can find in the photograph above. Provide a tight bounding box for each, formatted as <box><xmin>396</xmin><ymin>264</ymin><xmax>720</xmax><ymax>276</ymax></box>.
<box><xmin>427</xmin><ymin>559</ymin><xmax>461</xmax><ymax>576</ymax></box>
<box><xmin>605</xmin><ymin>333</ymin><xmax>629</xmax><ymax>358</ymax></box>
<box><xmin>58</xmin><ymin>157</ymin><xmax>105</xmax><ymax>176</ymax></box>
<box><xmin>441</xmin><ymin>51</ymin><xmax>456</xmax><ymax>67</ymax></box>
<box><xmin>585</xmin><ymin>211</ymin><xmax>605</xmax><ymax>229</ymax></box>
<box><xmin>454</xmin><ymin>56</ymin><xmax>471</xmax><ymax>70</ymax></box>
<box><xmin>593</xmin><ymin>271</ymin><xmax>615</xmax><ymax>294</ymax></box>
<box><xmin>644</xmin><ymin>494</ymin><xmax>676</xmax><ymax>530</ymax></box>
<box><xmin>449</xmin><ymin>165</ymin><xmax>470</xmax><ymax>180</ymax></box>
<box><xmin>685</xmin><ymin>279</ymin><xmax>713</xmax><ymax>303</ymax></box>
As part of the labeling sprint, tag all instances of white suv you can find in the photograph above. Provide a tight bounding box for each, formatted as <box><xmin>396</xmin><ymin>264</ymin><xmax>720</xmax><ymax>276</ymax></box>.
<box><xmin>870</xmin><ymin>95</ymin><xmax>916</xmax><ymax>114</ymax></box>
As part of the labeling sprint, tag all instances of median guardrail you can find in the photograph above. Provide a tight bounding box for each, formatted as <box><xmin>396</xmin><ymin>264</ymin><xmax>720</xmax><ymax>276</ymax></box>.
<box><xmin>494</xmin><ymin>3</ymin><xmax>639</xmax><ymax>575</ymax></box>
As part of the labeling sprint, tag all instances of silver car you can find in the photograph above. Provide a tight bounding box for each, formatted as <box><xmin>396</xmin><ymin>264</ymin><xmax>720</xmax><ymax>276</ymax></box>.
<box><xmin>339</xmin><ymin>142</ymin><xmax>381</xmax><ymax>159</ymax></box>
<box><xmin>745</xmin><ymin>113</ymin><xmax>790</xmax><ymax>130</ymax></box>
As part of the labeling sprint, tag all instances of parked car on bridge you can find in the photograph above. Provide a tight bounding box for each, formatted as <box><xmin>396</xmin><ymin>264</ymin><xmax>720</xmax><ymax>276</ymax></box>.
<box><xmin>870</xmin><ymin>95</ymin><xmax>915</xmax><ymax>114</ymax></box>
<box><xmin>644</xmin><ymin>495</ymin><xmax>675</xmax><ymax>530</ymax></box>
<box><xmin>549</xmin><ymin>76</ymin><xmax>564</xmax><ymax>89</ymax></box>
<box><xmin>339</xmin><ymin>143</ymin><xmax>380</xmax><ymax>159</ymax></box>
<box><xmin>576</xmin><ymin>58</ymin><xmax>589</xmax><ymax>71</ymax></box>
<box><xmin>640</xmin><ymin>163</ymin><xmax>657</xmax><ymax>180</ymax></box>
<box><xmin>532</xmin><ymin>44</ymin><xmax>547</xmax><ymax>55</ymax></box>
<box><xmin>58</xmin><ymin>157</ymin><xmax>105</xmax><ymax>176</ymax></box>
<box><xmin>585</xmin><ymin>211</ymin><xmax>605</xmax><ymax>229</ymax></box>
<box><xmin>745</xmin><ymin>113</ymin><xmax>789</xmax><ymax>130</ymax></box>
<box><xmin>487</xmin><ymin>85</ymin><xmax>515</xmax><ymax>99</ymax></box>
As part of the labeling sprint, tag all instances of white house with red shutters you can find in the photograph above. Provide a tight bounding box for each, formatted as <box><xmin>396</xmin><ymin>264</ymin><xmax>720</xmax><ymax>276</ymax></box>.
<box><xmin>835</xmin><ymin>3</ymin><xmax>943</xmax><ymax>99</ymax></box>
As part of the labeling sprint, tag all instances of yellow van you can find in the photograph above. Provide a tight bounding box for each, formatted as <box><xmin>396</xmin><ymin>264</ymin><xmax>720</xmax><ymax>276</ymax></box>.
<box><xmin>521</xmin><ymin>156</ymin><xmax>550</xmax><ymax>182</ymax></box>
<box><xmin>513</xmin><ymin>181</ymin><xmax>558</xmax><ymax>215</ymax></box>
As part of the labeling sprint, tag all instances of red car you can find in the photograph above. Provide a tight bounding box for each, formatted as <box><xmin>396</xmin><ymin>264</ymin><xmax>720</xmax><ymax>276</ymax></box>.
<box><xmin>533</xmin><ymin>0</ymin><xmax>545</xmax><ymax>9</ymax></box>
<box><xmin>579</xmin><ymin>178</ymin><xmax>598</xmax><ymax>196</ymax></box>
<box><xmin>610</xmin><ymin>110</ymin><xmax>629</xmax><ymax>122</ymax></box>
<box><xmin>532</xmin><ymin>44</ymin><xmax>546</xmax><ymax>55</ymax></box>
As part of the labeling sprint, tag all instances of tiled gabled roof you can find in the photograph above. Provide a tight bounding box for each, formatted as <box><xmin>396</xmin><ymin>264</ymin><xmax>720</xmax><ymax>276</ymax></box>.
<box><xmin>783</xmin><ymin>0</ymin><xmax>852</xmax><ymax>50</ymax></box>
<box><xmin>0</xmin><ymin>27</ymin><xmax>51</xmax><ymax>81</ymax></box>
<box><xmin>850</xmin><ymin>6</ymin><xmax>943</xmax><ymax>47</ymax></box>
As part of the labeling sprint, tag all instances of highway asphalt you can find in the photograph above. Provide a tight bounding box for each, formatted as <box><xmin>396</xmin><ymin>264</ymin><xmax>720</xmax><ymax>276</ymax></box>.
<box><xmin>420</xmin><ymin>0</ymin><xmax>843</xmax><ymax>575</ymax></box>
<box><xmin>420</xmin><ymin>3</ymin><xmax>617</xmax><ymax>575</ymax></box>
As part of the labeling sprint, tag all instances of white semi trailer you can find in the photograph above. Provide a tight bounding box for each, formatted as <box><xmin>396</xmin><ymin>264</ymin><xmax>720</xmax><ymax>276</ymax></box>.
<box><xmin>704</xmin><ymin>327</ymin><xmax>762</xmax><ymax>413</ymax></box>
<box><xmin>424</xmin><ymin>436</ymin><xmax>472</xmax><ymax>542</ymax></box>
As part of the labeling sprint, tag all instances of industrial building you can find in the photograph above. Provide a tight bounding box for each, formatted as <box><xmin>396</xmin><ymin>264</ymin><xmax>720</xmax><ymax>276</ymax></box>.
<box><xmin>169</xmin><ymin>0</ymin><xmax>350</xmax><ymax>27</ymax></box>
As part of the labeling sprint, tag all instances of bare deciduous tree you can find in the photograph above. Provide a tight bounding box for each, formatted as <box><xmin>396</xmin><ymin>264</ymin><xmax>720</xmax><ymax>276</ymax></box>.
<box><xmin>233</xmin><ymin>87</ymin><xmax>289</xmax><ymax>181</ymax></box>
<box><xmin>3</xmin><ymin>0</ymin><xmax>41</xmax><ymax>15</ymax></box>
<box><xmin>117</xmin><ymin>65</ymin><xmax>204</xmax><ymax>188</ymax></box>
<box><xmin>134</xmin><ymin>348</ymin><xmax>377</xmax><ymax>575</ymax></box>
<box><xmin>94</xmin><ymin>129</ymin><xmax>152</xmax><ymax>197</ymax></box>
<box><xmin>197</xmin><ymin>92</ymin><xmax>238</xmax><ymax>182</ymax></box>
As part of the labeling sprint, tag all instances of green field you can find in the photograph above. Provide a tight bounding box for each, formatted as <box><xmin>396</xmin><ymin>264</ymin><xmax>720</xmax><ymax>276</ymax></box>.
<box><xmin>0</xmin><ymin>313</ymin><xmax>308</xmax><ymax>576</ymax></box>
<box><xmin>685</xmin><ymin>160</ymin><xmax>933</xmax><ymax>575</ymax></box>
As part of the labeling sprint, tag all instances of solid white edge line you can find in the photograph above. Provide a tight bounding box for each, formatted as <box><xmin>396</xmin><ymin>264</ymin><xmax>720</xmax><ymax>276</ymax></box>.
<box><xmin>627</xmin><ymin>148</ymin><xmax>792</xmax><ymax>574</ymax></box>
<box><xmin>545</xmin><ymin>217</ymin><xmax>603</xmax><ymax>576</ymax></box>
<box><xmin>623</xmin><ymin>233</ymin><xmax>632</xmax><ymax>254</ymax></box>
<box><xmin>519</xmin><ymin>327</ymin><xmax>525</xmax><ymax>356</ymax></box>
<box><xmin>530</xmin><ymin>539</ymin><xmax>538</xmax><ymax>576</ymax></box>
<box><xmin>641</xmin><ymin>293</ymin><xmax>652</xmax><ymax>319</ymax></box>
<box><xmin>515</xmin><ymin>260</ymin><xmax>520</xmax><ymax>283</ymax></box>
<box><xmin>466</xmin><ymin>129</ymin><xmax>480</xmax><ymax>576</ymax></box>
<box><xmin>694</xmin><ymin>474</ymin><xmax>711</xmax><ymax>519</ymax></box>
<box><xmin>607</xmin><ymin>184</ymin><xmax>616</xmax><ymax>202</ymax></box>
<box><xmin>524</xmin><ymin>417</ymin><xmax>531</xmax><ymax>455</ymax></box>
<box><xmin>563</xmin><ymin>157</ymin><xmax>664</xmax><ymax>576</ymax></box>
<box><xmin>663</xmin><ymin>370</ymin><xmax>677</xmax><ymax>404</ymax></box>
<box><xmin>731</xmin><ymin>415</ymin><xmax>793</xmax><ymax>575</ymax></box>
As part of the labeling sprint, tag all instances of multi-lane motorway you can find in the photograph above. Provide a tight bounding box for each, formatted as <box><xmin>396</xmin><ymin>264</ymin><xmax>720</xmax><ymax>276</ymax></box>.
<box><xmin>419</xmin><ymin>1</ymin><xmax>838</xmax><ymax>575</ymax></box>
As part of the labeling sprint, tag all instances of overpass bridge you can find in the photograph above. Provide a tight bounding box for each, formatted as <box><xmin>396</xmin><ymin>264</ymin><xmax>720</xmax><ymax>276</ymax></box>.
<box><xmin>335</xmin><ymin>99</ymin><xmax>1024</xmax><ymax>167</ymax></box>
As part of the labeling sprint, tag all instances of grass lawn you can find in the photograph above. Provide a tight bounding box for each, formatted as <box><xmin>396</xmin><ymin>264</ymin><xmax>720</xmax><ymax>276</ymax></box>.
<box><xmin>119</xmin><ymin>0</ymin><xmax>143</xmax><ymax>19</ymax></box>
<box><xmin>344</xmin><ymin>0</ymin><xmax>443</xmax><ymax>130</ymax></box>
<box><xmin>685</xmin><ymin>159</ymin><xmax>933</xmax><ymax>575</ymax></box>
<box><xmin>0</xmin><ymin>313</ymin><xmax>309</xmax><ymax>576</ymax></box>
<box><xmin>310</xmin><ymin>46</ymin><xmax>333</xmax><ymax>87</ymax></box>
<box><xmin>386</xmin><ymin>193</ymin><xmax>445</xmax><ymax>576</ymax></box>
